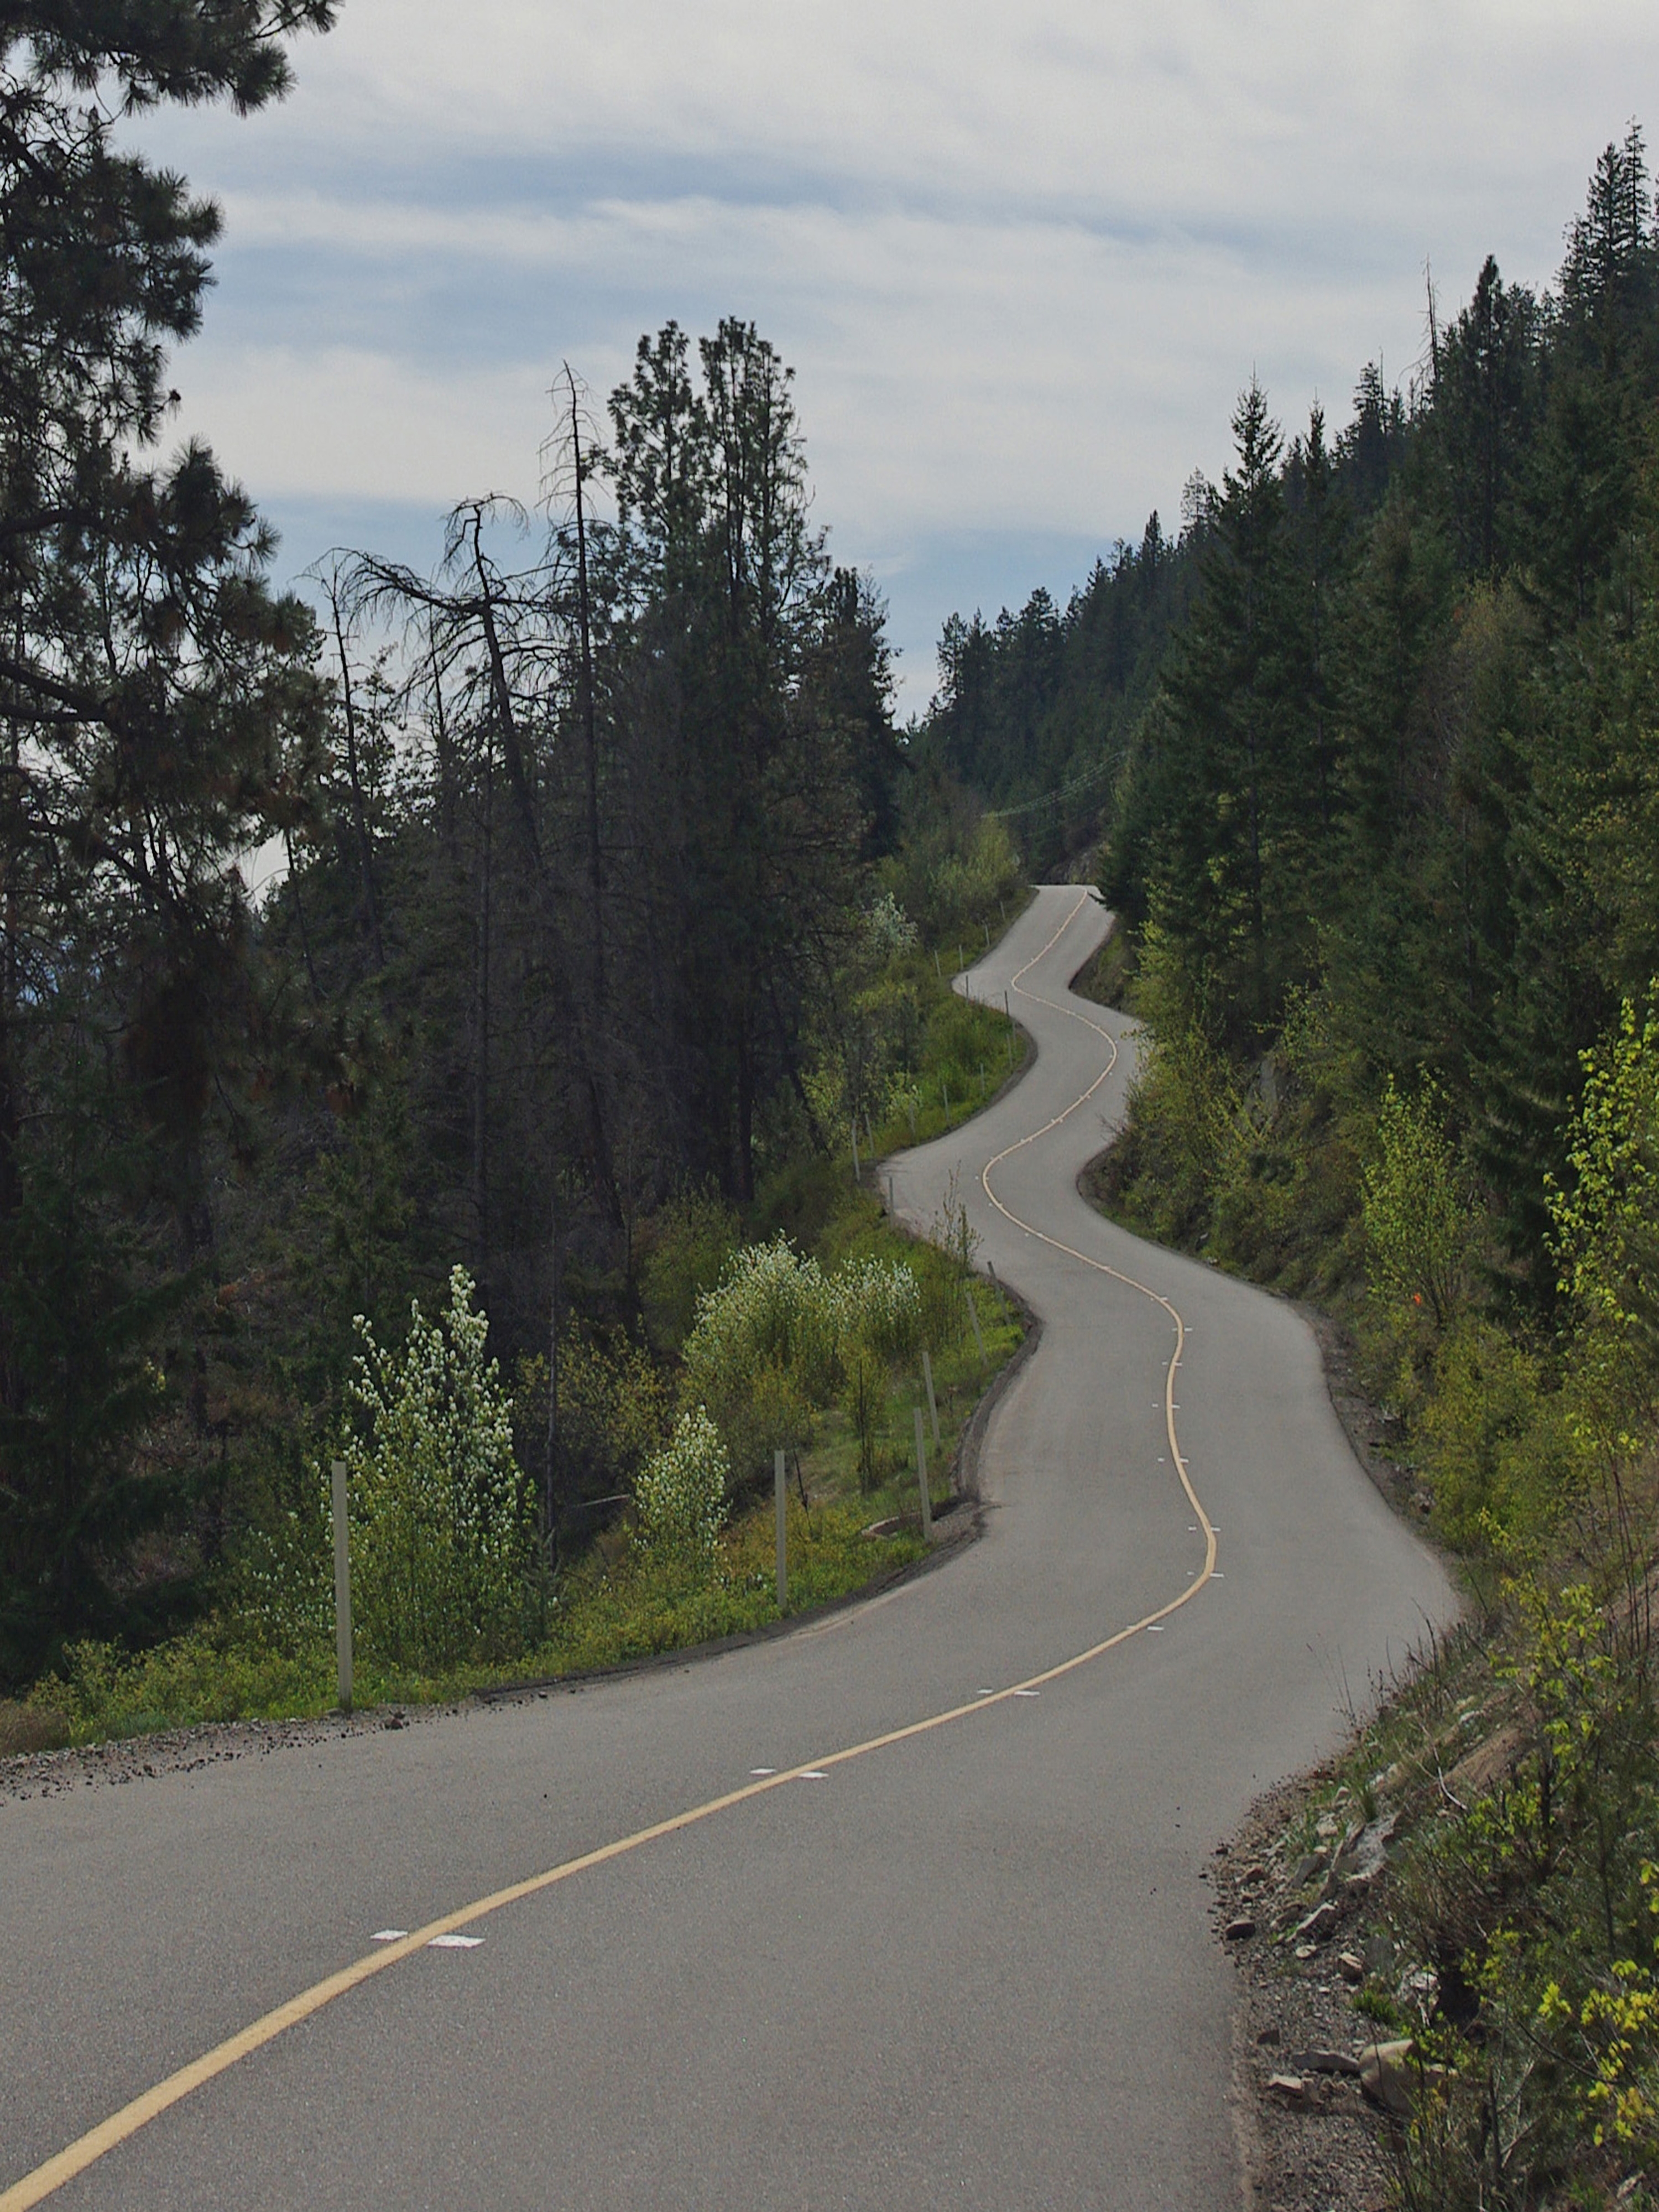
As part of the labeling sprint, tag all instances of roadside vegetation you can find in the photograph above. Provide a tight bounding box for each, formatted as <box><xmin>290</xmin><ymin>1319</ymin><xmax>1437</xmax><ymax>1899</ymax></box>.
<box><xmin>0</xmin><ymin>834</ymin><xmax>1025</xmax><ymax>1746</ymax></box>
<box><xmin>1037</xmin><ymin>131</ymin><xmax>1659</xmax><ymax>2212</ymax></box>
<box><xmin>0</xmin><ymin>7</ymin><xmax>1034</xmax><ymax>1753</ymax></box>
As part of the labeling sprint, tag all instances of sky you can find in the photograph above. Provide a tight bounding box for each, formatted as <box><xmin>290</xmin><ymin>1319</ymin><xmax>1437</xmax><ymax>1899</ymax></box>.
<box><xmin>135</xmin><ymin>0</ymin><xmax>1659</xmax><ymax>718</ymax></box>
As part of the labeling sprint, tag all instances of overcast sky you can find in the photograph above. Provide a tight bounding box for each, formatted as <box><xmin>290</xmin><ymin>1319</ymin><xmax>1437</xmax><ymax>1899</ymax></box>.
<box><xmin>138</xmin><ymin>0</ymin><xmax>1657</xmax><ymax>715</ymax></box>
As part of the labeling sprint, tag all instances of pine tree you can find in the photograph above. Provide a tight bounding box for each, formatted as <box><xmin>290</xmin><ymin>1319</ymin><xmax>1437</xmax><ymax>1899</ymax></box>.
<box><xmin>0</xmin><ymin>3</ymin><xmax>335</xmax><ymax>1679</ymax></box>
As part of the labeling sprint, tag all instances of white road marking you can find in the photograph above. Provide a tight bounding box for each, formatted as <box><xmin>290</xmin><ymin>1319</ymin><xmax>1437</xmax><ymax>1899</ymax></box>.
<box><xmin>799</xmin><ymin>1771</ymin><xmax>828</xmax><ymax>1781</ymax></box>
<box><xmin>1013</xmin><ymin>1689</ymin><xmax>1041</xmax><ymax>1698</ymax></box>
<box><xmin>1145</xmin><ymin>1625</ymin><xmax>1165</xmax><ymax>1633</ymax></box>
<box><xmin>427</xmin><ymin>1935</ymin><xmax>483</xmax><ymax>1950</ymax></box>
<box><xmin>370</xmin><ymin>1930</ymin><xmax>407</xmax><ymax>1943</ymax></box>
<box><xmin>749</xmin><ymin>1768</ymin><xmax>775</xmax><ymax>1777</ymax></box>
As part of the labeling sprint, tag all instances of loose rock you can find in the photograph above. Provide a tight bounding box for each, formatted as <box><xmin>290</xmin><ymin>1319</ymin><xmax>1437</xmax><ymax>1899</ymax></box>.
<box><xmin>1295</xmin><ymin>1902</ymin><xmax>1342</xmax><ymax>1944</ymax></box>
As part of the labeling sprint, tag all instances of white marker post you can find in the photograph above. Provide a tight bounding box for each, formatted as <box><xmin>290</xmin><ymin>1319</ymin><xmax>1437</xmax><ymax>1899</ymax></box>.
<box><xmin>914</xmin><ymin>1406</ymin><xmax>932</xmax><ymax>1538</ymax></box>
<box><xmin>331</xmin><ymin>1458</ymin><xmax>353</xmax><ymax>1715</ymax></box>
<box><xmin>922</xmin><ymin>1347</ymin><xmax>941</xmax><ymax>1450</ymax></box>
<box><xmin>775</xmin><ymin>1449</ymin><xmax>788</xmax><ymax>1614</ymax></box>
<box><xmin>964</xmin><ymin>1284</ymin><xmax>987</xmax><ymax>1371</ymax></box>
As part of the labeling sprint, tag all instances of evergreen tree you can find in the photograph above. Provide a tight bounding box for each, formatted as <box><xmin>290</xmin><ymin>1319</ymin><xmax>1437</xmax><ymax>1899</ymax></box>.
<box><xmin>0</xmin><ymin>3</ymin><xmax>335</xmax><ymax>1679</ymax></box>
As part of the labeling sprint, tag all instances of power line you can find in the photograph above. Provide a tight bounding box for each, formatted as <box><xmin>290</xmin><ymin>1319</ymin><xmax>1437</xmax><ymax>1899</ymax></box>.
<box><xmin>985</xmin><ymin>753</ymin><xmax>1115</xmax><ymax>823</ymax></box>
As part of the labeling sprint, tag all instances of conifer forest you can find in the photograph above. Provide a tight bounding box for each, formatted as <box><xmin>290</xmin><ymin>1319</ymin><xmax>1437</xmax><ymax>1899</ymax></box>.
<box><xmin>9</xmin><ymin>11</ymin><xmax>1659</xmax><ymax>2194</ymax></box>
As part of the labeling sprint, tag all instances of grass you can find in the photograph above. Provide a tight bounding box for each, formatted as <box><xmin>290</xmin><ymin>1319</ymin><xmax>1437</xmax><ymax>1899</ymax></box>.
<box><xmin>865</xmin><ymin>955</ymin><xmax>1026</xmax><ymax>1158</ymax></box>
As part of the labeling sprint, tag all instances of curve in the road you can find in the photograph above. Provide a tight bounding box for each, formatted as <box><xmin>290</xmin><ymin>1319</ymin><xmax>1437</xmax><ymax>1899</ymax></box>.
<box><xmin>982</xmin><ymin>893</ymin><xmax>1213</xmax><ymax>1585</ymax></box>
<box><xmin>3</xmin><ymin>895</ymin><xmax>1229</xmax><ymax>2212</ymax></box>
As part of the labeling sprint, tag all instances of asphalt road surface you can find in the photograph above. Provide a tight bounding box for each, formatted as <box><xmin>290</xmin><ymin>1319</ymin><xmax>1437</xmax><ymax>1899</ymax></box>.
<box><xmin>2</xmin><ymin>885</ymin><xmax>1457</xmax><ymax>2211</ymax></box>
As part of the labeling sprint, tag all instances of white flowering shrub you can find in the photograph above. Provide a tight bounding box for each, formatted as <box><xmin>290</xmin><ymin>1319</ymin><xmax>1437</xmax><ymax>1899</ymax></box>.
<box><xmin>864</xmin><ymin>889</ymin><xmax>918</xmax><ymax>959</ymax></box>
<box><xmin>633</xmin><ymin>1407</ymin><xmax>730</xmax><ymax>1566</ymax></box>
<box><xmin>677</xmin><ymin>1233</ymin><xmax>926</xmax><ymax>1480</ymax></box>
<box><xmin>682</xmin><ymin>1236</ymin><xmax>839</xmax><ymax>1410</ymax></box>
<box><xmin>343</xmin><ymin>1266</ymin><xmax>531</xmax><ymax>1669</ymax></box>
<box><xmin>832</xmin><ymin>1257</ymin><xmax>922</xmax><ymax>1362</ymax></box>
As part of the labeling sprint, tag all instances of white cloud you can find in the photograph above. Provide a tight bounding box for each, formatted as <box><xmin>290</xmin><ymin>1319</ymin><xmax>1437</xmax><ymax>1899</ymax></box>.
<box><xmin>135</xmin><ymin>0</ymin><xmax>1659</xmax><ymax>704</ymax></box>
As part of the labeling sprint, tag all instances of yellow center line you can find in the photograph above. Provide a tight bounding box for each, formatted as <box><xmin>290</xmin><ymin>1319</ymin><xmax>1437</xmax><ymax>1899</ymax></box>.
<box><xmin>2</xmin><ymin>892</ymin><xmax>1217</xmax><ymax>2212</ymax></box>
<box><xmin>978</xmin><ymin>891</ymin><xmax>1214</xmax><ymax>1571</ymax></box>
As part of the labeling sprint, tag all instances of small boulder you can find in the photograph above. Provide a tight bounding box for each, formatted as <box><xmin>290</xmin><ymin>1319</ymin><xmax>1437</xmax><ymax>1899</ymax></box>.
<box><xmin>1337</xmin><ymin>1950</ymin><xmax>1365</xmax><ymax>1985</ymax></box>
<box><xmin>1266</xmin><ymin>2073</ymin><xmax>1312</xmax><ymax>2106</ymax></box>
<box><xmin>1295</xmin><ymin>1902</ymin><xmax>1342</xmax><ymax>1944</ymax></box>
<box><xmin>1223</xmin><ymin>1916</ymin><xmax>1257</xmax><ymax>1942</ymax></box>
<box><xmin>1357</xmin><ymin>2039</ymin><xmax>1449</xmax><ymax>2117</ymax></box>
<box><xmin>1293</xmin><ymin>2049</ymin><xmax>1361</xmax><ymax>2077</ymax></box>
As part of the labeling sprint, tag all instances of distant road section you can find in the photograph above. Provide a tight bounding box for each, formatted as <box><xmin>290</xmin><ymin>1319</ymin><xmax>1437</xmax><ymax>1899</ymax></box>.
<box><xmin>1</xmin><ymin>885</ymin><xmax>1455</xmax><ymax>2211</ymax></box>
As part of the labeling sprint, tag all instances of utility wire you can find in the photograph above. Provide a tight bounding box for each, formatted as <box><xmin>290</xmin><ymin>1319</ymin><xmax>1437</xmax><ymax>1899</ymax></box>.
<box><xmin>985</xmin><ymin>753</ymin><xmax>1115</xmax><ymax>823</ymax></box>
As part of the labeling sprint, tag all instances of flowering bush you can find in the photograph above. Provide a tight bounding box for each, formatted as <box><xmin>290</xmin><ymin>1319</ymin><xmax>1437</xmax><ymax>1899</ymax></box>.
<box><xmin>633</xmin><ymin>1407</ymin><xmax>730</xmax><ymax>1567</ymax></box>
<box><xmin>342</xmin><ymin>1266</ymin><xmax>531</xmax><ymax>1669</ymax></box>
<box><xmin>681</xmin><ymin>1236</ymin><xmax>839</xmax><ymax>1412</ymax></box>
<box><xmin>832</xmin><ymin>1257</ymin><xmax>922</xmax><ymax>1362</ymax></box>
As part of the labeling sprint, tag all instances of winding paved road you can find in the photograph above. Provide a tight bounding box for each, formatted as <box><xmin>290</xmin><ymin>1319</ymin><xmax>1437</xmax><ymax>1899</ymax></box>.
<box><xmin>1</xmin><ymin>886</ymin><xmax>1456</xmax><ymax>2211</ymax></box>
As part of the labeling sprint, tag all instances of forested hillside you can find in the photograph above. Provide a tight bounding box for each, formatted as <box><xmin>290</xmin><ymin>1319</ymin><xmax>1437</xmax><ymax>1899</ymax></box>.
<box><xmin>0</xmin><ymin>10</ymin><xmax>1023</xmax><ymax>1709</ymax></box>
<box><xmin>942</xmin><ymin>128</ymin><xmax>1659</xmax><ymax>2206</ymax></box>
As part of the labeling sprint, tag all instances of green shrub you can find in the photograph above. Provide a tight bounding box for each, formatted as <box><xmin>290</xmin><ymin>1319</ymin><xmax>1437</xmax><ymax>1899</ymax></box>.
<box><xmin>1416</xmin><ymin>1318</ymin><xmax>1572</xmax><ymax>1560</ymax></box>
<box><xmin>833</xmin><ymin>1256</ymin><xmax>923</xmax><ymax>1363</ymax></box>
<box><xmin>1362</xmin><ymin>1076</ymin><xmax>1470</xmax><ymax>1329</ymax></box>
<box><xmin>30</xmin><ymin>1627</ymin><xmax>334</xmax><ymax>1742</ymax></box>
<box><xmin>640</xmin><ymin>1186</ymin><xmax>739</xmax><ymax>1354</ymax></box>
<box><xmin>682</xmin><ymin>1237</ymin><xmax>839</xmax><ymax>1423</ymax></box>
<box><xmin>1548</xmin><ymin>992</ymin><xmax>1659</xmax><ymax>1456</ymax></box>
<box><xmin>515</xmin><ymin>1332</ymin><xmax>672</xmax><ymax>1504</ymax></box>
<box><xmin>342</xmin><ymin>1266</ymin><xmax>533</xmax><ymax>1669</ymax></box>
<box><xmin>633</xmin><ymin>1408</ymin><xmax>730</xmax><ymax>1569</ymax></box>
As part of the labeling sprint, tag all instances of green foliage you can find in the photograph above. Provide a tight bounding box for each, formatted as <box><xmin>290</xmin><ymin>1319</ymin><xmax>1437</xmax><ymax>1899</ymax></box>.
<box><xmin>632</xmin><ymin>1407</ymin><xmax>729</xmax><ymax>1569</ymax></box>
<box><xmin>682</xmin><ymin>1237</ymin><xmax>838</xmax><ymax>1415</ymax></box>
<box><xmin>1392</xmin><ymin>1583</ymin><xmax>1659</xmax><ymax>2208</ymax></box>
<box><xmin>1416</xmin><ymin>1319</ymin><xmax>1570</xmax><ymax>1560</ymax></box>
<box><xmin>1098</xmin><ymin>1012</ymin><xmax>1244</xmax><ymax>1248</ymax></box>
<box><xmin>1548</xmin><ymin>993</ymin><xmax>1659</xmax><ymax>1453</ymax></box>
<box><xmin>341</xmin><ymin>1267</ymin><xmax>532</xmax><ymax>1670</ymax></box>
<box><xmin>523</xmin><ymin>1332</ymin><xmax>671</xmax><ymax>1510</ymax></box>
<box><xmin>1361</xmin><ymin>1078</ymin><xmax>1470</xmax><ymax>1330</ymax></box>
<box><xmin>29</xmin><ymin>1627</ymin><xmax>335</xmax><ymax>1746</ymax></box>
<box><xmin>0</xmin><ymin>1129</ymin><xmax>194</xmax><ymax>1688</ymax></box>
<box><xmin>679</xmin><ymin>1232</ymin><xmax>926</xmax><ymax>1480</ymax></box>
<box><xmin>639</xmin><ymin>1187</ymin><xmax>740</xmax><ymax>1355</ymax></box>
